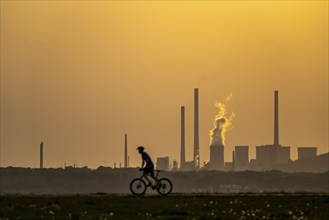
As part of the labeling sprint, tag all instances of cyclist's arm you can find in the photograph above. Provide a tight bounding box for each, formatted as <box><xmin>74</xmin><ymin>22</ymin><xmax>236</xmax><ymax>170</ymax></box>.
<box><xmin>141</xmin><ymin>159</ymin><xmax>145</xmax><ymax>168</ymax></box>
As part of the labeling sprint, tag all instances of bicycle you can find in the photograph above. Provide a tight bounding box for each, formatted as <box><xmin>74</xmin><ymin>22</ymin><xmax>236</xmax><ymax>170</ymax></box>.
<box><xmin>129</xmin><ymin>169</ymin><xmax>173</xmax><ymax>196</ymax></box>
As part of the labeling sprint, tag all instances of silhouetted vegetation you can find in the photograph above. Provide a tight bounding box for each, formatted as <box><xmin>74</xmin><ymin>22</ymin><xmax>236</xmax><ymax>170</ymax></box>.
<box><xmin>0</xmin><ymin>194</ymin><xmax>328</xmax><ymax>219</ymax></box>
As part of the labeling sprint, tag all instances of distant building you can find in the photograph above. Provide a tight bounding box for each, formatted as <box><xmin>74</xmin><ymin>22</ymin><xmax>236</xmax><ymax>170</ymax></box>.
<box><xmin>255</xmin><ymin>145</ymin><xmax>290</xmax><ymax>170</ymax></box>
<box><xmin>180</xmin><ymin>161</ymin><xmax>194</xmax><ymax>171</ymax></box>
<box><xmin>253</xmin><ymin>91</ymin><xmax>291</xmax><ymax>170</ymax></box>
<box><xmin>156</xmin><ymin>157</ymin><xmax>169</xmax><ymax>171</ymax></box>
<box><xmin>209</xmin><ymin>145</ymin><xmax>224</xmax><ymax>170</ymax></box>
<box><xmin>249</xmin><ymin>159</ymin><xmax>257</xmax><ymax>170</ymax></box>
<box><xmin>277</xmin><ymin>153</ymin><xmax>328</xmax><ymax>173</ymax></box>
<box><xmin>225</xmin><ymin>162</ymin><xmax>234</xmax><ymax>171</ymax></box>
<box><xmin>235</xmin><ymin>146</ymin><xmax>249</xmax><ymax>171</ymax></box>
<box><xmin>277</xmin><ymin>146</ymin><xmax>291</xmax><ymax>164</ymax></box>
<box><xmin>298</xmin><ymin>147</ymin><xmax>317</xmax><ymax>160</ymax></box>
<box><xmin>256</xmin><ymin>145</ymin><xmax>272</xmax><ymax>168</ymax></box>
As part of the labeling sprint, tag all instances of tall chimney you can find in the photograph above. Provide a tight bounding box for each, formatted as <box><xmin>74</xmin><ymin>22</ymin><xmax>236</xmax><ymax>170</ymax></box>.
<box><xmin>180</xmin><ymin>106</ymin><xmax>185</xmax><ymax>168</ymax></box>
<box><xmin>194</xmin><ymin>88</ymin><xmax>200</xmax><ymax>169</ymax></box>
<box><xmin>232</xmin><ymin>150</ymin><xmax>235</xmax><ymax>172</ymax></box>
<box><xmin>124</xmin><ymin>134</ymin><xmax>128</xmax><ymax>168</ymax></box>
<box><xmin>40</xmin><ymin>142</ymin><xmax>43</xmax><ymax>169</ymax></box>
<box><xmin>274</xmin><ymin>91</ymin><xmax>279</xmax><ymax>146</ymax></box>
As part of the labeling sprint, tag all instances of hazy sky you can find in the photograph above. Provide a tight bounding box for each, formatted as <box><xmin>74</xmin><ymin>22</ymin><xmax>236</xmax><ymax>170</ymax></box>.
<box><xmin>1</xmin><ymin>1</ymin><xmax>328</xmax><ymax>169</ymax></box>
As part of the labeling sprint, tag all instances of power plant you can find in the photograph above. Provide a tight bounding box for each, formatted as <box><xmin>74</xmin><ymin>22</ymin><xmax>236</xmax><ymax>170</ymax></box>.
<box><xmin>30</xmin><ymin>88</ymin><xmax>322</xmax><ymax>172</ymax></box>
<box><xmin>178</xmin><ymin>89</ymin><xmax>320</xmax><ymax>172</ymax></box>
<box><xmin>33</xmin><ymin>88</ymin><xmax>320</xmax><ymax>172</ymax></box>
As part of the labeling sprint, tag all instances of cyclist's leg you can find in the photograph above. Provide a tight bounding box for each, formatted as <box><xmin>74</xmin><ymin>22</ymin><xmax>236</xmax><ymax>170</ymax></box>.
<box><xmin>150</xmin><ymin>168</ymin><xmax>155</xmax><ymax>178</ymax></box>
<box><xmin>148</xmin><ymin>167</ymin><xmax>159</xmax><ymax>184</ymax></box>
<box><xmin>142</xmin><ymin>170</ymin><xmax>152</xmax><ymax>186</ymax></box>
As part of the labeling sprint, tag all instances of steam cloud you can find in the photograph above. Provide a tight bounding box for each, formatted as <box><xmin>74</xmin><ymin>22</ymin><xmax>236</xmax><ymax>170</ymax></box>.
<box><xmin>210</xmin><ymin>93</ymin><xmax>235</xmax><ymax>146</ymax></box>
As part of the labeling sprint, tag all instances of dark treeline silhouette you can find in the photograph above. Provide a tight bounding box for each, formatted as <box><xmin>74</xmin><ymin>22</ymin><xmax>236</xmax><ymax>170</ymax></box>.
<box><xmin>1</xmin><ymin>167</ymin><xmax>328</xmax><ymax>194</ymax></box>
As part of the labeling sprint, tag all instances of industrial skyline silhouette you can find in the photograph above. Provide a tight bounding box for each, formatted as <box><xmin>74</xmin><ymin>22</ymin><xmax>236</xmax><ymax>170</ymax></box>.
<box><xmin>34</xmin><ymin>89</ymin><xmax>327</xmax><ymax>173</ymax></box>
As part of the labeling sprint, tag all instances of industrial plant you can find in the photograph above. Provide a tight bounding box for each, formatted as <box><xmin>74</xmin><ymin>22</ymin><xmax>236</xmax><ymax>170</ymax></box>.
<box><xmin>37</xmin><ymin>89</ymin><xmax>325</xmax><ymax>173</ymax></box>
<box><xmin>175</xmin><ymin>89</ymin><xmax>324</xmax><ymax>172</ymax></box>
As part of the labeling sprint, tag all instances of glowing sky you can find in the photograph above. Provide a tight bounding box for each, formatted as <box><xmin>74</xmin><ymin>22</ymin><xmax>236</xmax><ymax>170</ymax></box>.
<box><xmin>1</xmin><ymin>1</ymin><xmax>328</xmax><ymax>168</ymax></box>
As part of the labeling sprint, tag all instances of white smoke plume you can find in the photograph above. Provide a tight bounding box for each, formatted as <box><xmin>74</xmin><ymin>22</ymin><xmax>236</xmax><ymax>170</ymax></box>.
<box><xmin>210</xmin><ymin>93</ymin><xmax>235</xmax><ymax>146</ymax></box>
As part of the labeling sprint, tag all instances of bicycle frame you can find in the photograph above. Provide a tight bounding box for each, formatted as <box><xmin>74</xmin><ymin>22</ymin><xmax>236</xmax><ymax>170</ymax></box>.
<box><xmin>140</xmin><ymin>170</ymin><xmax>160</xmax><ymax>184</ymax></box>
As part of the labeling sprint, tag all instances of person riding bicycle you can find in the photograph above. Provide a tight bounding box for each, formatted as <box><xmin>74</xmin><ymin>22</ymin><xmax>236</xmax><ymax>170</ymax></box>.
<box><xmin>137</xmin><ymin>146</ymin><xmax>155</xmax><ymax>186</ymax></box>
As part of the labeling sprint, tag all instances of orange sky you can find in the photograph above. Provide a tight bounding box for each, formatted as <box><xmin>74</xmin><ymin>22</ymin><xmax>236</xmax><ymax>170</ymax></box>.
<box><xmin>1</xmin><ymin>1</ymin><xmax>328</xmax><ymax>168</ymax></box>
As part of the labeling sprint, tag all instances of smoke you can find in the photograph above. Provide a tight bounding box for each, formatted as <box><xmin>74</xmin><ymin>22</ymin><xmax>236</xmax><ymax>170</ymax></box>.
<box><xmin>210</xmin><ymin>93</ymin><xmax>235</xmax><ymax>146</ymax></box>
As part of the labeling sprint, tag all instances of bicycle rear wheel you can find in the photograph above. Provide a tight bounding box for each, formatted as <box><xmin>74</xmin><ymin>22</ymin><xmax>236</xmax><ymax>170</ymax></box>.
<box><xmin>156</xmin><ymin>178</ymin><xmax>173</xmax><ymax>195</ymax></box>
<box><xmin>130</xmin><ymin>178</ymin><xmax>147</xmax><ymax>195</ymax></box>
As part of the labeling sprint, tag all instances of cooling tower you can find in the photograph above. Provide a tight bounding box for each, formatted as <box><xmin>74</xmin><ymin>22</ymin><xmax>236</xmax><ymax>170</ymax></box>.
<box><xmin>210</xmin><ymin>145</ymin><xmax>224</xmax><ymax>170</ymax></box>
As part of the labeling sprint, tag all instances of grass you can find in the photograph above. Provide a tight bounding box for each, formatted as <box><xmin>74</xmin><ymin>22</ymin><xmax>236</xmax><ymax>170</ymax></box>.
<box><xmin>0</xmin><ymin>194</ymin><xmax>328</xmax><ymax>219</ymax></box>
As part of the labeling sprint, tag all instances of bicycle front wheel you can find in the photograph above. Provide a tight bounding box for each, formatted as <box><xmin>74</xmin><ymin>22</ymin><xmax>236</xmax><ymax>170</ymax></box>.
<box><xmin>130</xmin><ymin>178</ymin><xmax>147</xmax><ymax>195</ymax></box>
<box><xmin>156</xmin><ymin>178</ymin><xmax>173</xmax><ymax>195</ymax></box>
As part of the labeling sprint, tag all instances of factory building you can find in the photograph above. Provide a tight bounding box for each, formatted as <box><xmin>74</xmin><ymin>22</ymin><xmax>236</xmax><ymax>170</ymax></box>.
<box><xmin>277</xmin><ymin>146</ymin><xmax>291</xmax><ymax>164</ymax></box>
<box><xmin>156</xmin><ymin>157</ymin><xmax>169</xmax><ymax>171</ymax></box>
<box><xmin>256</xmin><ymin>145</ymin><xmax>272</xmax><ymax>168</ymax></box>
<box><xmin>225</xmin><ymin>162</ymin><xmax>234</xmax><ymax>171</ymax></box>
<box><xmin>256</xmin><ymin>145</ymin><xmax>291</xmax><ymax>169</ymax></box>
<box><xmin>181</xmin><ymin>161</ymin><xmax>194</xmax><ymax>171</ymax></box>
<box><xmin>298</xmin><ymin>147</ymin><xmax>317</xmax><ymax>160</ymax></box>
<box><xmin>255</xmin><ymin>91</ymin><xmax>291</xmax><ymax>170</ymax></box>
<box><xmin>235</xmin><ymin>146</ymin><xmax>249</xmax><ymax>171</ymax></box>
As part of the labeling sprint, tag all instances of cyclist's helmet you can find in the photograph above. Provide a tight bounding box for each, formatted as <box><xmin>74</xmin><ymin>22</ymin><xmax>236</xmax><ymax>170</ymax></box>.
<box><xmin>137</xmin><ymin>146</ymin><xmax>144</xmax><ymax>151</ymax></box>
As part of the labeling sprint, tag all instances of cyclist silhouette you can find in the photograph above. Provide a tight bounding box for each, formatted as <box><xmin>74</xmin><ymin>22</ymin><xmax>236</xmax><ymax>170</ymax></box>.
<box><xmin>137</xmin><ymin>146</ymin><xmax>155</xmax><ymax>186</ymax></box>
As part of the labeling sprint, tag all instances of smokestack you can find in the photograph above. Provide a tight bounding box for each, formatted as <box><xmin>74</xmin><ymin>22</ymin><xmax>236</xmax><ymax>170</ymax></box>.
<box><xmin>180</xmin><ymin>106</ymin><xmax>185</xmax><ymax>168</ymax></box>
<box><xmin>40</xmin><ymin>142</ymin><xmax>43</xmax><ymax>169</ymax></box>
<box><xmin>124</xmin><ymin>134</ymin><xmax>128</xmax><ymax>168</ymax></box>
<box><xmin>232</xmin><ymin>151</ymin><xmax>235</xmax><ymax>172</ymax></box>
<box><xmin>194</xmin><ymin>88</ymin><xmax>200</xmax><ymax>169</ymax></box>
<box><xmin>274</xmin><ymin>91</ymin><xmax>279</xmax><ymax>146</ymax></box>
